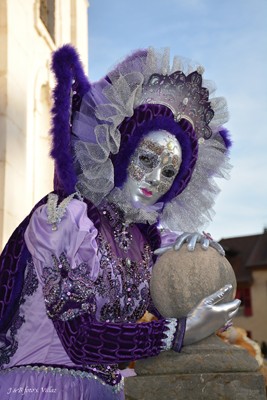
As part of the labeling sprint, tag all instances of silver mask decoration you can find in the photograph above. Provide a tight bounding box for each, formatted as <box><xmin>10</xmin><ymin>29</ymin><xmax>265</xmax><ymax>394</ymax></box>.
<box><xmin>125</xmin><ymin>130</ymin><xmax>182</xmax><ymax>206</ymax></box>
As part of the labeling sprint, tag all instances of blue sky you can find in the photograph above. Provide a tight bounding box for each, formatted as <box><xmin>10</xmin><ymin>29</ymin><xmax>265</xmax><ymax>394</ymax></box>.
<box><xmin>87</xmin><ymin>0</ymin><xmax>267</xmax><ymax>240</ymax></box>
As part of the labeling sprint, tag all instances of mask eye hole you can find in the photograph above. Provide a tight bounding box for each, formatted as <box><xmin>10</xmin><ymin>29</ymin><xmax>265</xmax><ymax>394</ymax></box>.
<box><xmin>139</xmin><ymin>153</ymin><xmax>158</xmax><ymax>169</ymax></box>
<box><xmin>162</xmin><ymin>166</ymin><xmax>176</xmax><ymax>178</ymax></box>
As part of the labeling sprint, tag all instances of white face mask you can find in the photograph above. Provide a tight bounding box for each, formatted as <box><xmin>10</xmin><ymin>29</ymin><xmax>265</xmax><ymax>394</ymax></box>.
<box><xmin>124</xmin><ymin>130</ymin><xmax>182</xmax><ymax>206</ymax></box>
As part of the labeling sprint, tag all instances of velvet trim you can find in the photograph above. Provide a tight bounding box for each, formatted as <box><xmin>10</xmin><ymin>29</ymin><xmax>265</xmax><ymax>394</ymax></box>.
<box><xmin>112</xmin><ymin>103</ymin><xmax>198</xmax><ymax>204</ymax></box>
<box><xmin>53</xmin><ymin>314</ymin><xmax>171</xmax><ymax>364</ymax></box>
<box><xmin>50</xmin><ymin>45</ymin><xmax>90</xmax><ymax>195</ymax></box>
<box><xmin>172</xmin><ymin>317</ymin><xmax>186</xmax><ymax>352</ymax></box>
<box><xmin>0</xmin><ymin>196</ymin><xmax>48</xmax><ymax>333</ymax></box>
<box><xmin>136</xmin><ymin>223</ymin><xmax>161</xmax><ymax>262</ymax></box>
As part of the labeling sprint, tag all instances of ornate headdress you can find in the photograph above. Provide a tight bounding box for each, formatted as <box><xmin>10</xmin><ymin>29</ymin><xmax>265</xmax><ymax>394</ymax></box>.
<box><xmin>50</xmin><ymin>46</ymin><xmax>231</xmax><ymax>232</ymax></box>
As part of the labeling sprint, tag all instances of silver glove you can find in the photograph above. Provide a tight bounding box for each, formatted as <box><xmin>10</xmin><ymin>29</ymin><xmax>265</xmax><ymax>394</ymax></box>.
<box><xmin>183</xmin><ymin>284</ymin><xmax>241</xmax><ymax>346</ymax></box>
<box><xmin>155</xmin><ymin>232</ymin><xmax>225</xmax><ymax>256</ymax></box>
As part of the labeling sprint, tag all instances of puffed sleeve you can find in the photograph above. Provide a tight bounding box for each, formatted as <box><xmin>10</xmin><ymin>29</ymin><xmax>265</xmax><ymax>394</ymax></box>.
<box><xmin>25</xmin><ymin>198</ymin><xmax>100</xmax><ymax>283</ymax></box>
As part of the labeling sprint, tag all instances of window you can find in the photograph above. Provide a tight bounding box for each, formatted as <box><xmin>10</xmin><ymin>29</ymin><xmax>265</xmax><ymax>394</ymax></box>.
<box><xmin>40</xmin><ymin>0</ymin><xmax>55</xmax><ymax>41</ymax></box>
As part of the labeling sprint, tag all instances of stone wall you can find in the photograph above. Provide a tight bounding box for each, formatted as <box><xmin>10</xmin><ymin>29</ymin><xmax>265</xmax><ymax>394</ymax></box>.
<box><xmin>0</xmin><ymin>0</ymin><xmax>89</xmax><ymax>248</ymax></box>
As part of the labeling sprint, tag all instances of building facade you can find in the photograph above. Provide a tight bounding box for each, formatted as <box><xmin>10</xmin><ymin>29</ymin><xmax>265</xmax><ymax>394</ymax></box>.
<box><xmin>0</xmin><ymin>0</ymin><xmax>89</xmax><ymax>249</ymax></box>
<box><xmin>220</xmin><ymin>230</ymin><xmax>267</xmax><ymax>345</ymax></box>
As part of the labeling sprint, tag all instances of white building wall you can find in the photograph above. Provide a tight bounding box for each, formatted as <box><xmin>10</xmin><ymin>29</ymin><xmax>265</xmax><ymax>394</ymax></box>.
<box><xmin>0</xmin><ymin>0</ymin><xmax>89</xmax><ymax>248</ymax></box>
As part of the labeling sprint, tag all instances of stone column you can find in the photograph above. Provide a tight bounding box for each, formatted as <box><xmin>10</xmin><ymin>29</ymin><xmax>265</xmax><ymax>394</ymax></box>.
<box><xmin>125</xmin><ymin>246</ymin><xmax>266</xmax><ymax>399</ymax></box>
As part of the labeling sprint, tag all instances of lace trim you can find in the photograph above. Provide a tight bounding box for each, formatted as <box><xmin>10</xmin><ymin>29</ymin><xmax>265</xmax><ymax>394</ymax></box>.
<box><xmin>162</xmin><ymin>318</ymin><xmax>177</xmax><ymax>350</ymax></box>
<box><xmin>72</xmin><ymin>47</ymin><xmax>231</xmax><ymax>232</ymax></box>
<box><xmin>107</xmin><ymin>187</ymin><xmax>162</xmax><ymax>225</ymax></box>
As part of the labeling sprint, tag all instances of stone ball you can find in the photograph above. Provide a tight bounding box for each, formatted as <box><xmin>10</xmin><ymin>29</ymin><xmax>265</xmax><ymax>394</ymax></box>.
<box><xmin>150</xmin><ymin>244</ymin><xmax>236</xmax><ymax>318</ymax></box>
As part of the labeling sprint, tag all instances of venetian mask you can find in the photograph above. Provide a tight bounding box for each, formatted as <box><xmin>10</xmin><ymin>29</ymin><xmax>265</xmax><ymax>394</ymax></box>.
<box><xmin>125</xmin><ymin>130</ymin><xmax>182</xmax><ymax>206</ymax></box>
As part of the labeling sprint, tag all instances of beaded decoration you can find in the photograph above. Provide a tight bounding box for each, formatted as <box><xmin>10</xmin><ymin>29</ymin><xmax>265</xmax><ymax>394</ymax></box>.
<box><xmin>95</xmin><ymin>233</ymin><xmax>152</xmax><ymax>323</ymax></box>
<box><xmin>101</xmin><ymin>202</ymin><xmax>133</xmax><ymax>252</ymax></box>
<box><xmin>42</xmin><ymin>234</ymin><xmax>153</xmax><ymax>324</ymax></box>
<box><xmin>128</xmin><ymin>135</ymin><xmax>181</xmax><ymax>198</ymax></box>
<box><xmin>47</xmin><ymin>193</ymin><xmax>78</xmax><ymax>231</ymax></box>
<box><xmin>141</xmin><ymin>70</ymin><xmax>214</xmax><ymax>139</ymax></box>
<box><xmin>42</xmin><ymin>253</ymin><xmax>96</xmax><ymax>320</ymax></box>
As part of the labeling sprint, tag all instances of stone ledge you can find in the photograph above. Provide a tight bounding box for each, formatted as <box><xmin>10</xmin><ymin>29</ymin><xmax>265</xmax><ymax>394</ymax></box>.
<box><xmin>135</xmin><ymin>336</ymin><xmax>260</xmax><ymax>376</ymax></box>
<box><xmin>125</xmin><ymin>371</ymin><xmax>266</xmax><ymax>400</ymax></box>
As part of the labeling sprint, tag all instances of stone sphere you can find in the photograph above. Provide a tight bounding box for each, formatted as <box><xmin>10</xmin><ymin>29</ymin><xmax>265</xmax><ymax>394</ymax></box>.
<box><xmin>150</xmin><ymin>244</ymin><xmax>236</xmax><ymax>318</ymax></box>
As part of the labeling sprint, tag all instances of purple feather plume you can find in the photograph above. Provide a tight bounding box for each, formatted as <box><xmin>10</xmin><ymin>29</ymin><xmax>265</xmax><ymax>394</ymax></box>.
<box><xmin>218</xmin><ymin>127</ymin><xmax>232</xmax><ymax>150</ymax></box>
<box><xmin>50</xmin><ymin>44</ymin><xmax>90</xmax><ymax>194</ymax></box>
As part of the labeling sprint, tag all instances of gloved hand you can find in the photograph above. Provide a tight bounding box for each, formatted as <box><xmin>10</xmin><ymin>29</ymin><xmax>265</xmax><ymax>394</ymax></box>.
<box><xmin>155</xmin><ymin>232</ymin><xmax>225</xmax><ymax>256</ymax></box>
<box><xmin>183</xmin><ymin>284</ymin><xmax>241</xmax><ymax>346</ymax></box>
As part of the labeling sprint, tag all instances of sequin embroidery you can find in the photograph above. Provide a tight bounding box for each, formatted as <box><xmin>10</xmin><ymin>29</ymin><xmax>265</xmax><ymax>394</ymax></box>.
<box><xmin>42</xmin><ymin>253</ymin><xmax>96</xmax><ymax>320</ymax></box>
<box><xmin>42</xmin><ymin>234</ymin><xmax>153</xmax><ymax>323</ymax></box>
<box><xmin>95</xmin><ymin>233</ymin><xmax>152</xmax><ymax>323</ymax></box>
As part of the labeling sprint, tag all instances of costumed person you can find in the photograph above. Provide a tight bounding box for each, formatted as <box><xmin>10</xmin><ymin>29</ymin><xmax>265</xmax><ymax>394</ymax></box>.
<box><xmin>0</xmin><ymin>46</ymin><xmax>240</xmax><ymax>400</ymax></box>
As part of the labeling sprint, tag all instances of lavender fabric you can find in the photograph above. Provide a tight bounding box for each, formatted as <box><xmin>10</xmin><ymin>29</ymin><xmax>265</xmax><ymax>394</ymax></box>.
<box><xmin>0</xmin><ymin>366</ymin><xmax>124</xmax><ymax>400</ymax></box>
<box><xmin>1</xmin><ymin>198</ymin><xmax>185</xmax><ymax>399</ymax></box>
<box><xmin>4</xmin><ymin>283</ymin><xmax>75</xmax><ymax>368</ymax></box>
<box><xmin>25</xmin><ymin>199</ymin><xmax>100</xmax><ymax>282</ymax></box>
<box><xmin>160</xmin><ymin>229</ymin><xmax>181</xmax><ymax>247</ymax></box>
<box><xmin>24</xmin><ymin>199</ymin><xmax>181</xmax><ymax>361</ymax></box>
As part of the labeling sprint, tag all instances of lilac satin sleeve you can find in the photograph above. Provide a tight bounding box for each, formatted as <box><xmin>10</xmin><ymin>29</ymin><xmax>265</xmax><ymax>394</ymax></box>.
<box><xmin>24</xmin><ymin>199</ymin><xmax>100</xmax><ymax>282</ymax></box>
<box><xmin>160</xmin><ymin>229</ymin><xmax>181</xmax><ymax>247</ymax></box>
